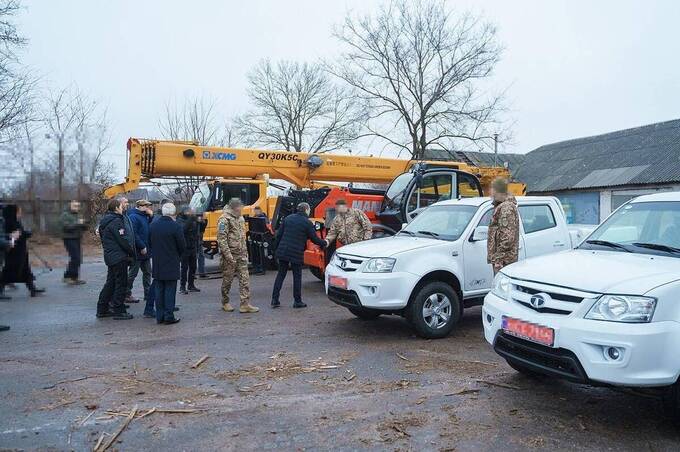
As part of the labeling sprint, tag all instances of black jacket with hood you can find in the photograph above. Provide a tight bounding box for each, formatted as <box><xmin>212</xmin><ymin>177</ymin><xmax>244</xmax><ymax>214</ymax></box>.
<box><xmin>99</xmin><ymin>212</ymin><xmax>135</xmax><ymax>266</ymax></box>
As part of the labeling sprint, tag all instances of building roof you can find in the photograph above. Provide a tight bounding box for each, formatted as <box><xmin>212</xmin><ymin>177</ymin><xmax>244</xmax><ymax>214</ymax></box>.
<box><xmin>422</xmin><ymin>149</ymin><xmax>526</xmax><ymax>174</ymax></box>
<box><xmin>517</xmin><ymin>119</ymin><xmax>680</xmax><ymax>193</ymax></box>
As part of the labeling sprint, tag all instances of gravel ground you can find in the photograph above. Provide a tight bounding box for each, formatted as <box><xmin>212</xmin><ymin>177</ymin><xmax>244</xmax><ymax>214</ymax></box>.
<box><xmin>1</xmin><ymin>255</ymin><xmax>679</xmax><ymax>451</ymax></box>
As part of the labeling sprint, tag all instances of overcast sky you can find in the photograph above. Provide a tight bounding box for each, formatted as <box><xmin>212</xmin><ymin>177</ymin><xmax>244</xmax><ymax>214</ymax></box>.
<box><xmin>18</xmin><ymin>0</ymin><xmax>680</xmax><ymax>175</ymax></box>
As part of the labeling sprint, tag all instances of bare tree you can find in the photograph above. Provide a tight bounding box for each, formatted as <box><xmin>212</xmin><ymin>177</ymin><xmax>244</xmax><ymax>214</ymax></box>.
<box><xmin>0</xmin><ymin>0</ymin><xmax>35</xmax><ymax>141</ymax></box>
<box><xmin>159</xmin><ymin>96</ymin><xmax>220</xmax><ymax>145</ymax></box>
<box><xmin>236</xmin><ymin>59</ymin><xmax>363</xmax><ymax>153</ymax></box>
<box><xmin>330</xmin><ymin>0</ymin><xmax>505</xmax><ymax>159</ymax></box>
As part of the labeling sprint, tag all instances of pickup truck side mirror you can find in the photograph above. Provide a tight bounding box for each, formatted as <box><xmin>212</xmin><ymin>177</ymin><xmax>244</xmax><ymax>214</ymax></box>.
<box><xmin>471</xmin><ymin>226</ymin><xmax>488</xmax><ymax>242</ymax></box>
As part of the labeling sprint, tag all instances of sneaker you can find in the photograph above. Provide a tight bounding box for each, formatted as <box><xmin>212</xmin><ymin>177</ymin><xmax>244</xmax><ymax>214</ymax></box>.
<box><xmin>188</xmin><ymin>286</ymin><xmax>201</xmax><ymax>292</ymax></box>
<box><xmin>222</xmin><ymin>303</ymin><xmax>235</xmax><ymax>312</ymax></box>
<box><xmin>163</xmin><ymin>318</ymin><xmax>181</xmax><ymax>325</ymax></box>
<box><xmin>293</xmin><ymin>302</ymin><xmax>307</xmax><ymax>309</ymax></box>
<box><xmin>113</xmin><ymin>312</ymin><xmax>134</xmax><ymax>320</ymax></box>
<box><xmin>271</xmin><ymin>300</ymin><xmax>280</xmax><ymax>308</ymax></box>
<box><xmin>239</xmin><ymin>304</ymin><xmax>260</xmax><ymax>314</ymax></box>
<box><xmin>96</xmin><ymin>311</ymin><xmax>114</xmax><ymax>318</ymax></box>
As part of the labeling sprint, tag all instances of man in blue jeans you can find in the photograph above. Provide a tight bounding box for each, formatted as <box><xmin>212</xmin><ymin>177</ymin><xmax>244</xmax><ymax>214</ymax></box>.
<box><xmin>149</xmin><ymin>203</ymin><xmax>186</xmax><ymax>324</ymax></box>
<box><xmin>126</xmin><ymin>200</ymin><xmax>154</xmax><ymax>314</ymax></box>
<box><xmin>271</xmin><ymin>202</ymin><xmax>326</xmax><ymax>308</ymax></box>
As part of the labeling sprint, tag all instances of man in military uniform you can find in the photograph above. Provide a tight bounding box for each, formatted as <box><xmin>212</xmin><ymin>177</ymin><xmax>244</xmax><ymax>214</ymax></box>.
<box><xmin>487</xmin><ymin>178</ymin><xmax>520</xmax><ymax>275</ymax></box>
<box><xmin>217</xmin><ymin>198</ymin><xmax>259</xmax><ymax>313</ymax></box>
<box><xmin>325</xmin><ymin>199</ymin><xmax>373</xmax><ymax>246</ymax></box>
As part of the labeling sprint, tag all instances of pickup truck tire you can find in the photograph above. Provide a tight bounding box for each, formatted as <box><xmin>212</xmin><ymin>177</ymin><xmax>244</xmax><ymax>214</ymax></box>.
<box><xmin>348</xmin><ymin>306</ymin><xmax>382</xmax><ymax>320</ymax></box>
<box><xmin>309</xmin><ymin>267</ymin><xmax>324</xmax><ymax>281</ymax></box>
<box><xmin>662</xmin><ymin>381</ymin><xmax>680</xmax><ymax>421</ymax></box>
<box><xmin>408</xmin><ymin>282</ymin><xmax>460</xmax><ymax>339</ymax></box>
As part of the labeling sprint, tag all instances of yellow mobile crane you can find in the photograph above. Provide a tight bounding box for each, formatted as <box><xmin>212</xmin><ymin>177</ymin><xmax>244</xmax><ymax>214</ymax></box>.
<box><xmin>105</xmin><ymin>138</ymin><xmax>524</xmax><ymax>274</ymax></box>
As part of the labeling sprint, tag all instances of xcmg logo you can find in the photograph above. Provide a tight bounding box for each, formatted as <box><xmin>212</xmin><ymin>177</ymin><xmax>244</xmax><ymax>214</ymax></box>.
<box><xmin>203</xmin><ymin>150</ymin><xmax>237</xmax><ymax>160</ymax></box>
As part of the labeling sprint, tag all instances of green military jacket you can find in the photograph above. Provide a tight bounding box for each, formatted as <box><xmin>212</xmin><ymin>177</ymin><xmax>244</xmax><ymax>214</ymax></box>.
<box><xmin>217</xmin><ymin>206</ymin><xmax>247</xmax><ymax>262</ymax></box>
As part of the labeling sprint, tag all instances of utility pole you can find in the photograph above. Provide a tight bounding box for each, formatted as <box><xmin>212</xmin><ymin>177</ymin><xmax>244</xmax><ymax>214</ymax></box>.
<box><xmin>493</xmin><ymin>133</ymin><xmax>499</xmax><ymax>167</ymax></box>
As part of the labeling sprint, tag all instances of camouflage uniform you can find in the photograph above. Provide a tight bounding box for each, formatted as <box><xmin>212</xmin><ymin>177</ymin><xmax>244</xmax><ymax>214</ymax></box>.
<box><xmin>326</xmin><ymin>208</ymin><xmax>373</xmax><ymax>245</ymax></box>
<box><xmin>217</xmin><ymin>206</ymin><xmax>250</xmax><ymax>307</ymax></box>
<box><xmin>487</xmin><ymin>195</ymin><xmax>520</xmax><ymax>274</ymax></box>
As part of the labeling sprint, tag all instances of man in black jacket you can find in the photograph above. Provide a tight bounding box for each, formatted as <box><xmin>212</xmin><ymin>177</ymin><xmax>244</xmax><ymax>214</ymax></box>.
<box><xmin>271</xmin><ymin>202</ymin><xmax>326</xmax><ymax>308</ymax></box>
<box><xmin>59</xmin><ymin>200</ymin><xmax>88</xmax><ymax>285</ymax></box>
<box><xmin>176</xmin><ymin>206</ymin><xmax>200</xmax><ymax>294</ymax></box>
<box><xmin>149</xmin><ymin>203</ymin><xmax>186</xmax><ymax>324</ymax></box>
<box><xmin>96</xmin><ymin>199</ymin><xmax>135</xmax><ymax>320</ymax></box>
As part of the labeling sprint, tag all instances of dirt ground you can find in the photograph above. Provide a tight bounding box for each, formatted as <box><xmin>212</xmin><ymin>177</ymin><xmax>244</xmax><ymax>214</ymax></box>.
<box><xmin>1</xmin><ymin>246</ymin><xmax>680</xmax><ymax>451</ymax></box>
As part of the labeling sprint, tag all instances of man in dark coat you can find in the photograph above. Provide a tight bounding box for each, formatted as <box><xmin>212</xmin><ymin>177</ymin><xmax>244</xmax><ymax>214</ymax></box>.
<box><xmin>271</xmin><ymin>202</ymin><xmax>326</xmax><ymax>308</ymax></box>
<box><xmin>96</xmin><ymin>199</ymin><xmax>135</xmax><ymax>319</ymax></box>
<box><xmin>149</xmin><ymin>203</ymin><xmax>186</xmax><ymax>324</ymax></box>
<box><xmin>126</xmin><ymin>200</ymin><xmax>153</xmax><ymax>305</ymax></box>
<box><xmin>176</xmin><ymin>206</ymin><xmax>199</xmax><ymax>294</ymax></box>
<box><xmin>196</xmin><ymin>213</ymin><xmax>207</xmax><ymax>278</ymax></box>
<box><xmin>60</xmin><ymin>200</ymin><xmax>88</xmax><ymax>285</ymax></box>
<box><xmin>0</xmin><ymin>207</ymin><xmax>20</xmax><ymax>330</ymax></box>
<box><xmin>0</xmin><ymin>205</ymin><xmax>45</xmax><ymax>297</ymax></box>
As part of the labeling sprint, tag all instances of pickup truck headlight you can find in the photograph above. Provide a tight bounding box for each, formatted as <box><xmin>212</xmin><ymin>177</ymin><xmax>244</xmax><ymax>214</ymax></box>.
<box><xmin>491</xmin><ymin>273</ymin><xmax>511</xmax><ymax>300</ymax></box>
<box><xmin>585</xmin><ymin>295</ymin><xmax>657</xmax><ymax>323</ymax></box>
<box><xmin>363</xmin><ymin>257</ymin><xmax>396</xmax><ymax>273</ymax></box>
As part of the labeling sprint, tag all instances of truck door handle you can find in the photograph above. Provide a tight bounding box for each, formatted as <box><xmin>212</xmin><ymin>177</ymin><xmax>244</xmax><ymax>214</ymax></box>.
<box><xmin>553</xmin><ymin>241</ymin><xmax>565</xmax><ymax>247</ymax></box>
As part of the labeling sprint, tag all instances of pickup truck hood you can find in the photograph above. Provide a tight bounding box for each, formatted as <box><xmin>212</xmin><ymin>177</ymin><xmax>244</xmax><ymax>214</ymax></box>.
<box><xmin>504</xmin><ymin>249</ymin><xmax>680</xmax><ymax>295</ymax></box>
<box><xmin>336</xmin><ymin>236</ymin><xmax>441</xmax><ymax>258</ymax></box>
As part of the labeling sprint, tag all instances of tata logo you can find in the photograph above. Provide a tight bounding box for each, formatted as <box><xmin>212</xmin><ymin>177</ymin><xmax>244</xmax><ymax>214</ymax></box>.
<box><xmin>339</xmin><ymin>258</ymin><xmax>348</xmax><ymax>269</ymax></box>
<box><xmin>203</xmin><ymin>150</ymin><xmax>237</xmax><ymax>160</ymax></box>
<box><xmin>530</xmin><ymin>293</ymin><xmax>549</xmax><ymax>308</ymax></box>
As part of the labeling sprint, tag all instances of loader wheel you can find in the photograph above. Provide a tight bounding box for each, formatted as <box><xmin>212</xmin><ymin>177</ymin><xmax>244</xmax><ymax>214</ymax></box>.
<box><xmin>408</xmin><ymin>282</ymin><xmax>460</xmax><ymax>339</ymax></box>
<box><xmin>309</xmin><ymin>266</ymin><xmax>324</xmax><ymax>281</ymax></box>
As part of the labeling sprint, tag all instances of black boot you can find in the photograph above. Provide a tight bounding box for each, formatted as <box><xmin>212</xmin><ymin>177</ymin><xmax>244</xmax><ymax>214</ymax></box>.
<box><xmin>293</xmin><ymin>301</ymin><xmax>307</xmax><ymax>309</ymax></box>
<box><xmin>188</xmin><ymin>285</ymin><xmax>200</xmax><ymax>292</ymax></box>
<box><xmin>271</xmin><ymin>300</ymin><xmax>280</xmax><ymax>308</ymax></box>
<box><xmin>179</xmin><ymin>286</ymin><xmax>188</xmax><ymax>295</ymax></box>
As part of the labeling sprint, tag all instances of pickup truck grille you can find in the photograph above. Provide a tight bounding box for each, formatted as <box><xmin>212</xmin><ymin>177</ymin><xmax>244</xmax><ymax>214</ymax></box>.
<box><xmin>510</xmin><ymin>281</ymin><xmax>599</xmax><ymax>316</ymax></box>
<box><xmin>333</xmin><ymin>254</ymin><xmax>366</xmax><ymax>272</ymax></box>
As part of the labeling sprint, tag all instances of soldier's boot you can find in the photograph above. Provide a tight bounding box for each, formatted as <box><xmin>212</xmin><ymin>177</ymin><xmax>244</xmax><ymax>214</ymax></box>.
<box><xmin>239</xmin><ymin>304</ymin><xmax>260</xmax><ymax>313</ymax></box>
<box><xmin>222</xmin><ymin>303</ymin><xmax>235</xmax><ymax>312</ymax></box>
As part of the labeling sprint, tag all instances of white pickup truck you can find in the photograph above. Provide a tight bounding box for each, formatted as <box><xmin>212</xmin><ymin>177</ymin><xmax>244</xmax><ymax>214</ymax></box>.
<box><xmin>325</xmin><ymin>196</ymin><xmax>581</xmax><ymax>339</ymax></box>
<box><xmin>483</xmin><ymin>191</ymin><xmax>680</xmax><ymax>419</ymax></box>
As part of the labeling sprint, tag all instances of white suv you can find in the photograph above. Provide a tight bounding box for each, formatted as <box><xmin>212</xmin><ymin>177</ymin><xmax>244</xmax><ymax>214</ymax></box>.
<box><xmin>483</xmin><ymin>191</ymin><xmax>680</xmax><ymax>418</ymax></box>
<box><xmin>325</xmin><ymin>196</ymin><xmax>576</xmax><ymax>339</ymax></box>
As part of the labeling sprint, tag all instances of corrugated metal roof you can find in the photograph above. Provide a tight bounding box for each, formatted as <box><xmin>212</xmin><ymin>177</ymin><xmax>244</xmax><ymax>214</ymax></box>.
<box><xmin>516</xmin><ymin>119</ymin><xmax>680</xmax><ymax>192</ymax></box>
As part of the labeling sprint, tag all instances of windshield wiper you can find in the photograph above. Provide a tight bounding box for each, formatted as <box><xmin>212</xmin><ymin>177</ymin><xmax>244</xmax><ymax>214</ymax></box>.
<box><xmin>584</xmin><ymin>239</ymin><xmax>632</xmax><ymax>252</ymax></box>
<box><xmin>399</xmin><ymin>230</ymin><xmax>416</xmax><ymax>236</ymax></box>
<box><xmin>417</xmin><ymin>230</ymin><xmax>440</xmax><ymax>238</ymax></box>
<box><xmin>632</xmin><ymin>242</ymin><xmax>680</xmax><ymax>254</ymax></box>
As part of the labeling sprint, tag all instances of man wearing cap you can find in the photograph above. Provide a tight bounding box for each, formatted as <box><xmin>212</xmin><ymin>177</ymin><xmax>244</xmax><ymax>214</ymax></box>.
<box><xmin>126</xmin><ymin>199</ymin><xmax>153</xmax><ymax>309</ymax></box>
<box><xmin>325</xmin><ymin>199</ymin><xmax>373</xmax><ymax>248</ymax></box>
<box><xmin>487</xmin><ymin>178</ymin><xmax>520</xmax><ymax>275</ymax></box>
<box><xmin>217</xmin><ymin>198</ymin><xmax>259</xmax><ymax>313</ymax></box>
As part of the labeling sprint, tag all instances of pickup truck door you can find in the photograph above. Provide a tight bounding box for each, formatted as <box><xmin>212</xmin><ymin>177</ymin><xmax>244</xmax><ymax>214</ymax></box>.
<box><xmin>462</xmin><ymin>207</ymin><xmax>495</xmax><ymax>292</ymax></box>
<box><xmin>518</xmin><ymin>202</ymin><xmax>568</xmax><ymax>258</ymax></box>
<box><xmin>463</xmin><ymin>205</ymin><xmax>528</xmax><ymax>293</ymax></box>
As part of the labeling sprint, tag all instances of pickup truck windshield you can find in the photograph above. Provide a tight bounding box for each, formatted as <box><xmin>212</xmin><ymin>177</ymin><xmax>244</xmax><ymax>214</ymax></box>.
<box><xmin>580</xmin><ymin>201</ymin><xmax>680</xmax><ymax>257</ymax></box>
<box><xmin>401</xmin><ymin>205</ymin><xmax>478</xmax><ymax>241</ymax></box>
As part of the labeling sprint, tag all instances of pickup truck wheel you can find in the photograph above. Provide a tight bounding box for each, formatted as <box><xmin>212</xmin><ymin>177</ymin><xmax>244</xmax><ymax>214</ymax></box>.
<box><xmin>408</xmin><ymin>282</ymin><xmax>460</xmax><ymax>339</ymax></box>
<box><xmin>506</xmin><ymin>360</ymin><xmax>544</xmax><ymax>379</ymax></box>
<box><xmin>348</xmin><ymin>306</ymin><xmax>382</xmax><ymax>320</ymax></box>
<box><xmin>309</xmin><ymin>267</ymin><xmax>324</xmax><ymax>281</ymax></box>
<box><xmin>662</xmin><ymin>381</ymin><xmax>680</xmax><ymax>421</ymax></box>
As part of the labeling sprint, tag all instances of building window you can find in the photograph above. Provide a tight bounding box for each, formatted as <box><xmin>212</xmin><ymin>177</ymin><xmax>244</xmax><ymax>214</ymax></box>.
<box><xmin>555</xmin><ymin>192</ymin><xmax>600</xmax><ymax>224</ymax></box>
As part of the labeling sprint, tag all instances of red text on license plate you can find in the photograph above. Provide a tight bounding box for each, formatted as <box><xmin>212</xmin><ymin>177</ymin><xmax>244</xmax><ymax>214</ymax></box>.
<box><xmin>502</xmin><ymin>316</ymin><xmax>554</xmax><ymax>347</ymax></box>
<box><xmin>329</xmin><ymin>276</ymin><xmax>348</xmax><ymax>289</ymax></box>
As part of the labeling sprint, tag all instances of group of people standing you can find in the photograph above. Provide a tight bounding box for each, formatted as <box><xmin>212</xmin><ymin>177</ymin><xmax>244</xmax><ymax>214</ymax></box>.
<box><xmin>91</xmin><ymin>197</ymin><xmax>205</xmax><ymax>324</ymax></box>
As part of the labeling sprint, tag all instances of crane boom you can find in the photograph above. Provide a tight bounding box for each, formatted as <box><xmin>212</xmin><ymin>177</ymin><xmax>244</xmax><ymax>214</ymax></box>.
<box><xmin>104</xmin><ymin>138</ymin><xmax>513</xmax><ymax>197</ymax></box>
